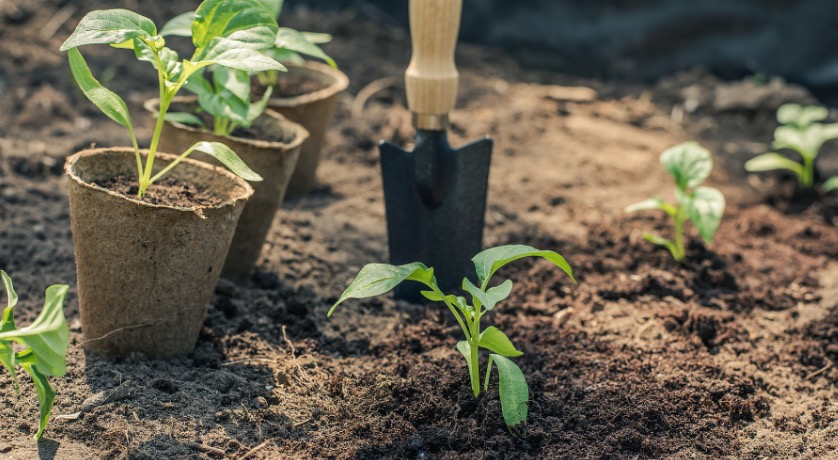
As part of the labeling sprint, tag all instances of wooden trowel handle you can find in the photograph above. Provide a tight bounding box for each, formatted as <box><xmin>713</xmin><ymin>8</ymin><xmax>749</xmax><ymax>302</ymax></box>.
<box><xmin>405</xmin><ymin>0</ymin><xmax>462</xmax><ymax>130</ymax></box>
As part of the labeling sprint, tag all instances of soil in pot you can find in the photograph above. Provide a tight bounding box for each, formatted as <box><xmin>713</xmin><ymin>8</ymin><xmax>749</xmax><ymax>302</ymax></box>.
<box><xmin>65</xmin><ymin>148</ymin><xmax>252</xmax><ymax>359</ymax></box>
<box><xmin>146</xmin><ymin>97</ymin><xmax>308</xmax><ymax>282</ymax></box>
<box><xmin>257</xmin><ymin>61</ymin><xmax>349</xmax><ymax>197</ymax></box>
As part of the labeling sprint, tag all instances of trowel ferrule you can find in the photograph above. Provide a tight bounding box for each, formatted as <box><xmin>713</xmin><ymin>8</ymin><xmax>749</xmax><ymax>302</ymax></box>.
<box><xmin>412</xmin><ymin>113</ymin><xmax>450</xmax><ymax>131</ymax></box>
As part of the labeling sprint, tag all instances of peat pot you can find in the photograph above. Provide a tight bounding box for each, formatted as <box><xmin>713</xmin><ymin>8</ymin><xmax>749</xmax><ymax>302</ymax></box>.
<box><xmin>264</xmin><ymin>61</ymin><xmax>349</xmax><ymax>196</ymax></box>
<box><xmin>66</xmin><ymin>148</ymin><xmax>253</xmax><ymax>358</ymax></box>
<box><xmin>145</xmin><ymin>97</ymin><xmax>308</xmax><ymax>282</ymax></box>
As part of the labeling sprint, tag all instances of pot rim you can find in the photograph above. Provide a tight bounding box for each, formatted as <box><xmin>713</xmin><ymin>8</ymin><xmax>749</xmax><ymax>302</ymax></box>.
<box><xmin>143</xmin><ymin>96</ymin><xmax>310</xmax><ymax>151</ymax></box>
<box><xmin>65</xmin><ymin>147</ymin><xmax>254</xmax><ymax>213</ymax></box>
<box><xmin>265</xmin><ymin>61</ymin><xmax>349</xmax><ymax>107</ymax></box>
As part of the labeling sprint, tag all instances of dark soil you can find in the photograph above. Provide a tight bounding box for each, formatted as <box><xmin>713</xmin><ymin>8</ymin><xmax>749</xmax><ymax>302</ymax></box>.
<box><xmin>94</xmin><ymin>175</ymin><xmax>225</xmax><ymax>207</ymax></box>
<box><xmin>1</xmin><ymin>1</ymin><xmax>837</xmax><ymax>459</ymax></box>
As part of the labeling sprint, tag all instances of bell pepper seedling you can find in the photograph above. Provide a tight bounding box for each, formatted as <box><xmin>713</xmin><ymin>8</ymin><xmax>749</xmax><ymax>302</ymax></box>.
<box><xmin>59</xmin><ymin>0</ymin><xmax>291</xmax><ymax>198</ymax></box>
<box><xmin>0</xmin><ymin>270</ymin><xmax>70</xmax><ymax>440</ymax></box>
<box><xmin>626</xmin><ymin>141</ymin><xmax>726</xmax><ymax>261</ymax></box>
<box><xmin>328</xmin><ymin>245</ymin><xmax>575</xmax><ymax>433</ymax></box>
<box><xmin>160</xmin><ymin>0</ymin><xmax>336</xmax><ymax>89</ymax></box>
<box><xmin>745</xmin><ymin>103</ymin><xmax>838</xmax><ymax>190</ymax></box>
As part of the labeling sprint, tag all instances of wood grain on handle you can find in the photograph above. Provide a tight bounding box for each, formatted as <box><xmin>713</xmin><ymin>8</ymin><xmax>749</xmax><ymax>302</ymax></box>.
<box><xmin>405</xmin><ymin>0</ymin><xmax>462</xmax><ymax>128</ymax></box>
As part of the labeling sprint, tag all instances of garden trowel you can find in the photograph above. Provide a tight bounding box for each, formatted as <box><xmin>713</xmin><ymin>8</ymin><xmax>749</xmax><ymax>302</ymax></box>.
<box><xmin>379</xmin><ymin>0</ymin><xmax>493</xmax><ymax>301</ymax></box>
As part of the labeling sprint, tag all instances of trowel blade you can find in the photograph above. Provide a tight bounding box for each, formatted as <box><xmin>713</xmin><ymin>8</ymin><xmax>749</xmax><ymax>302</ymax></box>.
<box><xmin>380</xmin><ymin>132</ymin><xmax>493</xmax><ymax>301</ymax></box>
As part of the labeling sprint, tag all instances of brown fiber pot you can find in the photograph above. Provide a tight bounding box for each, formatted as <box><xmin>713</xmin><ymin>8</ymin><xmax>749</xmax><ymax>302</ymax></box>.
<box><xmin>66</xmin><ymin>148</ymin><xmax>253</xmax><ymax>358</ymax></box>
<box><xmin>265</xmin><ymin>61</ymin><xmax>349</xmax><ymax>197</ymax></box>
<box><xmin>145</xmin><ymin>97</ymin><xmax>308</xmax><ymax>282</ymax></box>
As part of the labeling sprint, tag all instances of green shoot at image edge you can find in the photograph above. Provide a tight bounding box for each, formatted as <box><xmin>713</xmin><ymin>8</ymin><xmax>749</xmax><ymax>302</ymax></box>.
<box><xmin>745</xmin><ymin>103</ymin><xmax>838</xmax><ymax>191</ymax></box>
<box><xmin>626</xmin><ymin>141</ymin><xmax>726</xmax><ymax>261</ymax></box>
<box><xmin>0</xmin><ymin>271</ymin><xmax>70</xmax><ymax>440</ymax></box>
<box><xmin>328</xmin><ymin>245</ymin><xmax>575</xmax><ymax>433</ymax></box>
<box><xmin>59</xmin><ymin>0</ymin><xmax>290</xmax><ymax>198</ymax></box>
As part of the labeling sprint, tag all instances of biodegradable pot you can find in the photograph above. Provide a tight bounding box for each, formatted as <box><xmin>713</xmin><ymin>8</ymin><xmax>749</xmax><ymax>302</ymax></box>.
<box><xmin>145</xmin><ymin>97</ymin><xmax>308</xmax><ymax>282</ymax></box>
<box><xmin>264</xmin><ymin>61</ymin><xmax>349</xmax><ymax>196</ymax></box>
<box><xmin>66</xmin><ymin>148</ymin><xmax>253</xmax><ymax>358</ymax></box>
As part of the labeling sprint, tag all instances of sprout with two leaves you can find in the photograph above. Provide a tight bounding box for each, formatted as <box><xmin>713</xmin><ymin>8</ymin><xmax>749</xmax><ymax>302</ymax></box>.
<box><xmin>328</xmin><ymin>245</ymin><xmax>575</xmax><ymax>433</ymax></box>
<box><xmin>626</xmin><ymin>142</ymin><xmax>726</xmax><ymax>261</ymax></box>
<box><xmin>746</xmin><ymin>103</ymin><xmax>838</xmax><ymax>191</ymax></box>
<box><xmin>59</xmin><ymin>0</ymin><xmax>292</xmax><ymax>198</ymax></box>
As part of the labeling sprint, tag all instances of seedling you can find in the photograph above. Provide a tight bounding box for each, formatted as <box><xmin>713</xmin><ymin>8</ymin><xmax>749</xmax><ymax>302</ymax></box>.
<box><xmin>167</xmin><ymin>66</ymin><xmax>274</xmax><ymax>137</ymax></box>
<box><xmin>0</xmin><ymin>271</ymin><xmax>70</xmax><ymax>440</ymax></box>
<box><xmin>745</xmin><ymin>103</ymin><xmax>838</xmax><ymax>190</ymax></box>
<box><xmin>160</xmin><ymin>0</ymin><xmax>336</xmax><ymax>89</ymax></box>
<box><xmin>626</xmin><ymin>141</ymin><xmax>726</xmax><ymax>261</ymax></box>
<box><xmin>328</xmin><ymin>245</ymin><xmax>575</xmax><ymax>432</ymax></box>
<box><xmin>60</xmin><ymin>0</ymin><xmax>291</xmax><ymax>198</ymax></box>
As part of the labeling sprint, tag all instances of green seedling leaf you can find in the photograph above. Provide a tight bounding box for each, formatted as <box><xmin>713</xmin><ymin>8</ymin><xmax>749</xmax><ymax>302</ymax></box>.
<box><xmin>487</xmin><ymin>354</ymin><xmax>529</xmax><ymax>431</ymax></box>
<box><xmin>462</xmin><ymin>278</ymin><xmax>489</xmax><ymax>310</ymax></box>
<box><xmin>274</xmin><ymin>27</ymin><xmax>336</xmax><ymax>68</ymax></box>
<box><xmin>192</xmin><ymin>0</ymin><xmax>278</xmax><ymax>55</ymax></box>
<box><xmin>164</xmin><ymin>112</ymin><xmax>206</xmax><ymax>127</ymax></box>
<box><xmin>479</xmin><ymin>327</ymin><xmax>522</xmax><ymax>357</ymax></box>
<box><xmin>160</xmin><ymin>11</ymin><xmax>195</xmax><ymax>37</ymax></box>
<box><xmin>17</xmin><ymin>351</ymin><xmax>56</xmax><ymax>440</ymax></box>
<box><xmin>472</xmin><ymin>245</ymin><xmax>575</xmax><ymax>288</ymax></box>
<box><xmin>825</xmin><ymin>176</ymin><xmax>838</xmax><ymax>192</ymax></box>
<box><xmin>264</xmin><ymin>47</ymin><xmax>305</xmax><ymax>66</ymax></box>
<box><xmin>745</xmin><ymin>153</ymin><xmax>804</xmax><ymax>176</ymax></box>
<box><xmin>329</xmin><ymin>263</ymin><xmax>435</xmax><ymax>316</ymax></box>
<box><xmin>257</xmin><ymin>0</ymin><xmax>284</xmax><ymax>18</ymax></box>
<box><xmin>456</xmin><ymin>340</ymin><xmax>472</xmax><ymax>369</ymax></box>
<box><xmin>247</xmin><ymin>86</ymin><xmax>273</xmax><ymax>125</ymax></box>
<box><xmin>660</xmin><ymin>141</ymin><xmax>712</xmax><ymax>190</ymax></box>
<box><xmin>625</xmin><ymin>197</ymin><xmax>677</xmax><ymax>216</ymax></box>
<box><xmin>302</xmin><ymin>31</ymin><xmax>333</xmax><ymax>45</ymax></box>
<box><xmin>0</xmin><ymin>271</ymin><xmax>17</xmax><ymax>389</ymax></box>
<box><xmin>643</xmin><ymin>233</ymin><xmax>673</xmax><ymax>248</ymax></box>
<box><xmin>420</xmin><ymin>291</ymin><xmax>471</xmax><ymax>314</ymax></box>
<box><xmin>68</xmin><ymin>48</ymin><xmax>134</xmax><ymax>131</ymax></box>
<box><xmin>2</xmin><ymin>270</ymin><xmax>19</xmax><ymax>311</ymax></box>
<box><xmin>0</xmin><ymin>284</ymin><xmax>70</xmax><ymax>377</ymax></box>
<box><xmin>191</xmin><ymin>141</ymin><xmax>263</xmax><ymax>181</ymax></box>
<box><xmin>0</xmin><ymin>342</ymin><xmax>16</xmax><ymax>392</ymax></box>
<box><xmin>685</xmin><ymin>186</ymin><xmax>725</xmax><ymax>244</ymax></box>
<box><xmin>484</xmin><ymin>280</ymin><xmax>513</xmax><ymax>311</ymax></box>
<box><xmin>60</xmin><ymin>9</ymin><xmax>157</xmax><ymax>51</ymax></box>
<box><xmin>777</xmin><ymin>103</ymin><xmax>828</xmax><ymax>128</ymax></box>
<box><xmin>198</xmin><ymin>39</ymin><xmax>287</xmax><ymax>73</ymax></box>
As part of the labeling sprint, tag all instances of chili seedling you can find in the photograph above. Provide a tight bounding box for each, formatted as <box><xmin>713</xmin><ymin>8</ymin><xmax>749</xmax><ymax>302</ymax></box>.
<box><xmin>745</xmin><ymin>103</ymin><xmax>838</xmax><ymax>190</ymax></box>
<box><xmin>60</xmin><ymin>0</ymin><xmax>290</xmax><ymax>198</ymax></box>
<box><xmin>328</xmin><ymin>245</ymin><xmax>575</xmax><ymax>433</ymax></box>
<box><xmin>626</xmin><ymin>141</ymin><xmax>726</xmax><ymax>261</ymax></box>
<box><xmin>0</xmin><ymin>271</ymin><xmax>70</xmax><ymax>440</ymax></box>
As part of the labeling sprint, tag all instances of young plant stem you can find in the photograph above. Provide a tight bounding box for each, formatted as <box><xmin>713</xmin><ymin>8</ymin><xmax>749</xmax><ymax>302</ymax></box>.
<box><xmin>672</xmin><ymin>213</ymin><xmax>686</xmax><ymax>261</ymax></box>
<box><xmin>468</xmin><ymin>315</ymin><xmax>481</xmax><ymax>397</ymax></box>
<box><xmin>801</xmin><ymin>155</ymin><xmax>814</xmax><ymax>189</ymax></box>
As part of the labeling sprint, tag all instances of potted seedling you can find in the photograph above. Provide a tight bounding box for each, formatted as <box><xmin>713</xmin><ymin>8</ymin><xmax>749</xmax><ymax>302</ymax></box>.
<box><xmin>1</xmin><ymin>270</ymin><xmax>70</xmax><ymax>440</ymax></box>
<box><xmin>144</xmin><ymin>62</ymin><xmax>309</xmax><ymax>282</ymax></box>
<box><xmin>162</xmin><ymin>0</ymin><xmax>348</xmax><ymax>197</ymax></box>
<box><xmin>626</xmin><ymin>141</ymin><xmax>726</xmax><ymax>261</ymax></box>
<box><xmin>329</xmin><ymin>245</ymin><xmax>575</xmax><ymax>433</ymax></box>
<box><xmin>60</xmin><ymin>0</ymin><xmax>287</xmax><ymax>358</ymax></box>
<box><xmin>745</xmin><ymin>103</ymin><xmax>838</xmax><ymax>192</ymax></box>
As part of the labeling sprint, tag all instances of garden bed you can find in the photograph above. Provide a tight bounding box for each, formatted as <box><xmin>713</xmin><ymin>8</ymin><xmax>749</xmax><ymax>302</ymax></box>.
<box><xmin>1</xmin><ymin>1</ymin><xmax>837</xmax><ymax>458</ymax></box>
